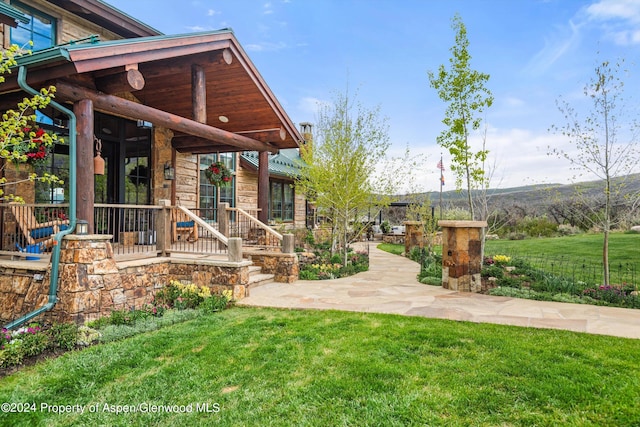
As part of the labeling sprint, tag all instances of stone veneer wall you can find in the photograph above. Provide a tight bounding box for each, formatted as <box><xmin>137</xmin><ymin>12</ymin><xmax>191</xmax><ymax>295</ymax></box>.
<box><xmin>0</xmin><ymin>235</ymin><xmax>253</xmax><ymax>326</ymax></box>
<box><xmin>245</xmin><ymin>250</ymin><xmax>299</xmax><ymax>284</ymax></box>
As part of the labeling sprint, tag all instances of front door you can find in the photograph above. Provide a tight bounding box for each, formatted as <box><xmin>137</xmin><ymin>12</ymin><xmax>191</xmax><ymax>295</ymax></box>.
<box><xmin>94</xmin><ymin>113</ymin><xmax>151</xmax><ymax>205</ymax></box>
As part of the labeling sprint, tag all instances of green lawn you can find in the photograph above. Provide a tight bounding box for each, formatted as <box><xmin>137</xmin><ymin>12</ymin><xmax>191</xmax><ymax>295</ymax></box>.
<box><xmin>485</xmin><ymin>232</ymin><xmax>640</xmax><ymax>285</ymax></box>
<box><xmin>1</xmin><ymin>307</ymin><xmax>639</xmax><ymax>426</ymax></box>
<box><xmin>484</xmin><ymin>232</ymin><xmax>640</xmax><ymax>265</ymax></box>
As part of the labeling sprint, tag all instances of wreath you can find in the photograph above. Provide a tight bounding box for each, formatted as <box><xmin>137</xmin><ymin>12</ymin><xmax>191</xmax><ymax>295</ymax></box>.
<box><xmin>205</xmin><ymin>161</ymin><xmax>232</xmax><ymax>186</ymax></box>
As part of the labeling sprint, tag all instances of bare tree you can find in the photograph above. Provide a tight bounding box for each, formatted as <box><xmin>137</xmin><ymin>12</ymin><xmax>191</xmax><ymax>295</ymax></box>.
<box><xmin>549</xmin><ymin>58</ymin><xmax>640</xmax><ymax>285</ymax></box>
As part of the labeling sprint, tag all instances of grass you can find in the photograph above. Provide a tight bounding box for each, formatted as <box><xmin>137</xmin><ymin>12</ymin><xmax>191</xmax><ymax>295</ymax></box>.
<box><xmin>1</xmin><ymin>307</ymin><xmax>639</xmax><ymax>426</ymax></box>
<box><xmin>485</xmin><ymin>233</ymin><xmax>640</xmax><ymax>286</ymax></box>
<box><xmin>484</xmin><ymin>232</ymin><xmax>640</xmax><ymax>266</ymax></box>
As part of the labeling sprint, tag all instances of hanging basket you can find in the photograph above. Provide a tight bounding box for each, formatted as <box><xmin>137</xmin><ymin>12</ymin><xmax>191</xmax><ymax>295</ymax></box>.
<box><xmin>205</xmin><ymin>161</ymin><xmax>232</xmax><ymax>187</ymax></box>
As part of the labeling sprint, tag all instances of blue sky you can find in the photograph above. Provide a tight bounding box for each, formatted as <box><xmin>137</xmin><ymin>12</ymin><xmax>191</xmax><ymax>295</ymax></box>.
<box><xmin>105</xmin><ymin>0</ymin><xmax>640</xmax><ymax>191</ymax></box>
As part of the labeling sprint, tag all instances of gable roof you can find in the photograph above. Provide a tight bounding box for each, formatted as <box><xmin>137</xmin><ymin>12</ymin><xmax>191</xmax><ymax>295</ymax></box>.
<box><xmin>2</xmin><ymin>29</ymin><xmax>302</xmax><ymax>152</ymax></box>
<box><xmin>48</xmin><ymin>0</ymin><xmax>161</xmax><ymax>37</ymax></box>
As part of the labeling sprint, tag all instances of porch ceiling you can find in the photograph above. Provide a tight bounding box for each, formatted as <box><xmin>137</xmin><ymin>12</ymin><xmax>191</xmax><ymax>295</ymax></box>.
<box><xmin>1</xmin><ymin>30</ymin><xmax>302</xmax><ymax>153</ymax></box>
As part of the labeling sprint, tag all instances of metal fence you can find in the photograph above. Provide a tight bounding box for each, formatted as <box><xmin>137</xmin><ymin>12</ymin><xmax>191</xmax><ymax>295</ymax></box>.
<box><xmin>94</xmin><ymin>204</ymin><xmax>161</xmax><ymax>258</ymax></box>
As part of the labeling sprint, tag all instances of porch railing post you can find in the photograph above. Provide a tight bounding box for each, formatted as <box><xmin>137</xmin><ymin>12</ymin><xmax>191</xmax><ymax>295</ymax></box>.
<box><xmin>219</xmin><ymin>202</ymin><xmax>230</xmax><ymax>237</ymax></box>
<box><xmin>157</xmin><ymin>200</ymin><xmax>171</xmax><ymax>256</ymax></box>
<box><xmin>282</xmin><ymin>233</ymin><xmax>295</xmax><ymax>254</ymax></box>
<box><xmin>228</xmin><ymin>237</ymin><xmax>242</xmax><ymax>262</ymax></box>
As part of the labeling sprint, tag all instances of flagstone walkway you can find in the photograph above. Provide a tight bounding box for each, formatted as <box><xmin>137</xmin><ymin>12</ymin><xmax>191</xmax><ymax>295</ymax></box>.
<box><xmin>238</xmin><ymin>242</ymin><xmax>640</xmax><ymax>339</ymax></box>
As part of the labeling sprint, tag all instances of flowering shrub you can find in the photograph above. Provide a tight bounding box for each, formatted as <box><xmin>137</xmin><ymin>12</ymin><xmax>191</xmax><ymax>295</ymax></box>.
<box><xmin>299</xmin><ymin>249</ymin><xmax>369</xmax><ymax>280</ymax></box>
<box><xmin>204</xmin><ymin>161</ymin><xmax>232</xmax><ymax>187</ymax></box>
<box><xmin>154</xmin><ymin>280</ymin><xmax>212</xmax><ymax>309</ymax></box>
<box><xmin>493</xmin><ymin>255</ymin><xmax>511</xmax><ymax>265</ymax></box>
<box><xmin>0</xmin><ymin>44</ymin><xmax>64</xmax><ymax>202</ymax></box>
<box><xmin>0</xmin><ymin>323</ymin><xmax>86</xmax><ymax>368</ymax></box>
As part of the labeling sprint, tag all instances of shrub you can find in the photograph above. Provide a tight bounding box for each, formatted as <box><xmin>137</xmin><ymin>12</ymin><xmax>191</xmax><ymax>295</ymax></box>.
<box><xmin>481</xmin><ymin>265</ymin><xmax>504</xmax><ymax>279</ymax></box>
<box><xmin>47</xmin><ymin>323</ymin><xmax>78</xmax><ymax>351</ymax></box>
<box><xmin>420</xmin><ymin>276</ymin><xmax>442</xmax><ymax>286</ymax></box>
<box><xmin>200</xmin><ymin>290</ymin><xmax>233</xmax><ymax>313</ymax></box>
<box><xmin>299</xmin><ymin>269</ymin><xmax>317</xmax><ymax>280</ymax></box>
<box><xmin>76</xmin><ymin>326</ymin><xmax>101</xmax><ymax>347</ymax></box>
<box><xmin>154</xmin><ymin>280</ymin><xmax>211</xmax><ymax>310</ymax></box>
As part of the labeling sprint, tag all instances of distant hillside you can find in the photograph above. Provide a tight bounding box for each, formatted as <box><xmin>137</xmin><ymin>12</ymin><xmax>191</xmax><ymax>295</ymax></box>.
<box><xmin>397</xmin><ymin>173</ymin><xmax>640</xmax><ymax>213</ymax></box>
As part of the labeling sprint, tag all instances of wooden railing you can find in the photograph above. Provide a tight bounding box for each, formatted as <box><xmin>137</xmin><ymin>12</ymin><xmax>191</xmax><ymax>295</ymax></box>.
<box><xmin>226</xmin><ymin>206</ymin><xmax>282</xmax><ymax>249</ymax></box>
<box><xmin>94</xmin><ymin>204</ymin><xmax>162</xmax><ymax>258</ymax></box>
<box><xmin>1</xmin><ymin>202</ymin><xmax>284</xmax><ymax>261</ymax></box>
<box><xmin>0</xmin><ymin>203</ymin><xmax>70</xmax><ymax>255</ymax></box>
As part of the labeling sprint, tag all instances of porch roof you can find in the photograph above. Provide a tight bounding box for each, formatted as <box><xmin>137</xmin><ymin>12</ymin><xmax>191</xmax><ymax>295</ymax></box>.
<box><xmin>2</xmin><ymin>29</ymin><xmax>302</xmax><ymax>153</ymax></box>
<box><xmin>0</xmin><ymin>3</ymin><xmax>29</xmax><ymax>28</ymax></box>
<box><xmin>241</xmin><ymin>149</ymin><xmax>303</xmax><ymax>179</ymax></box>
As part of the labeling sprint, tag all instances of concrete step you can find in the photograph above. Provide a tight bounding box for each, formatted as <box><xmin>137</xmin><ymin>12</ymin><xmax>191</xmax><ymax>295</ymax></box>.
<box><xmin>248</xmin><ymin>265</ymin><xmax>275</xmax><ymax>289</ymax></box>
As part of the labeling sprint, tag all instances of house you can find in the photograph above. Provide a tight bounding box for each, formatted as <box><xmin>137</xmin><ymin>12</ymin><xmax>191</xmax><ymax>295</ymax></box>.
<box><xmin>0</xmin><ymin>0</ymin><xmax>309</xmax><ymax>233</ymax></box>
<box><xmin>0</xmin><ymin>0</ymin><xmax>310</xmax><ymax>326</ymax></box>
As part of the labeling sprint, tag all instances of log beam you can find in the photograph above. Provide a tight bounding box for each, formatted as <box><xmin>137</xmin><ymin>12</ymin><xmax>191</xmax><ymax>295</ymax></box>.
<box><xmin>192</xmin><ymin>64</ymin><xmax>206</xmax><ymax>123</ymax></box>
<box><xmin>236</xmin><ymin>127</ymin><xmax>286</xmax><ymax>142</ymax></box>
<box><xmin>74</xmin><ymin>99</ymin><xmax>95</xmax><ymax>232</ymax></box>
<box><xmin>54</xmin><ymin>80</ymin><xmax>278</xmax><ymax>153</ymax></box>
<box><xmin>258</xmin><ymin>151</ymin><xmax>269</xmax><ymax>223</ymax></box>
<box><xmin>95</xmin><ymin>68</ymin><xmax>145</xmax><ymax>93</ymax></box>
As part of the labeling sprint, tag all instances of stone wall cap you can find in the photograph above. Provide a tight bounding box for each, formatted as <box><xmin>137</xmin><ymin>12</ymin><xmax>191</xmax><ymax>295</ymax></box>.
<box><xmin>438</xmin><ymin>220</ymin><xmax>488</xmax><ymax>228</ymax></box>
<box><xmin>63</xmin><ymin>234</ymin><xmax>113</xmax><ymax>241</ymax></box>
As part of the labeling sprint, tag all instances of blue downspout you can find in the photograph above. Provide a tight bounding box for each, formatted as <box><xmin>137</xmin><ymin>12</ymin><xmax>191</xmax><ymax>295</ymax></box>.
<box><xmin>4</xmin><ymin>66</ymin><xmax>77</xmax><ymax>329</ymax></box>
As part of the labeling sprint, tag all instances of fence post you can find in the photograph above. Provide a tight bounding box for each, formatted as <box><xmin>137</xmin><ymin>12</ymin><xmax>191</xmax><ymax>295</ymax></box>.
<box><xmin>219</xmin><ymin>202</ymin><xmax>230</xmax><ymax>237</ymax></box>
<box><xmin>282</xmin><ymin>233</ymin><xmax>295</xmax><ymax>254</ymax></box>
<box><xmin>157</xmin><ymin>200</ymin><xmax>171</xmax><ymax>256</ymax></box>
<box><xmin>228</xmin><ymin>237</ymin><xmax>243</xmax><ymax>262</ymax></box>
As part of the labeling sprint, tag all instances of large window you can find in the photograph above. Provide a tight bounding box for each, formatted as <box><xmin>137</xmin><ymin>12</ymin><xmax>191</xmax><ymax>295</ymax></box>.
<box><xmin>33</xmin><ymin>107</ymin><xmax>68</xmax><ymax>204</ymax></box>
<box><xmin>10</xmin><ymin>1</ymin><xmax>55</xmax><ymax>51</ymax></box>
<box><xmin>199</xmin><ymin>153</ymin><xmax>235</xmax><ymax>221</ymax></box>
<box><xmin>269</xmin><ymin>180</ymin><xmax>294</xmax><ymax>222</ymax></box>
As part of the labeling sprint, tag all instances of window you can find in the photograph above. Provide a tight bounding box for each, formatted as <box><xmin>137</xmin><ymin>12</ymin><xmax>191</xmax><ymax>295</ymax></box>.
<box><xmin>33</xmin><ymin>108</ymin><xmax>68</xmax><ymax>204</ymax></box>
<box><xmin>10</xmin><ymin>1</ymin><xmax>55</xmax><ymax>51</ymax></box>
<box><xmin>269</xmin><ymin>180</ymin><xmax>294</xmax><ymax>222</ymax></box>
<box><xmin>199</xmin><ymin>153</ymin><xmax>235</xmax><ymax>221</ymax></box>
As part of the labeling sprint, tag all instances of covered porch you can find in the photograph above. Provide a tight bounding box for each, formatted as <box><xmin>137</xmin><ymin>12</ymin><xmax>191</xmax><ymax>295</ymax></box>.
<box><xmin>0</xmin><ymin>29</ymin><xmax>304</xmax><ymax>327</ymax></box>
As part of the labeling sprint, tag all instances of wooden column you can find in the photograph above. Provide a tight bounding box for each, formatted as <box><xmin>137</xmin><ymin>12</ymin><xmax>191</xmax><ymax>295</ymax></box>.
<box><xmin>75</xmin><ymin>99</ymin><xmax>95</xmax><ymax>232</ymax></box>
<box><xmin>258</xmin><ymin>151</ymin><xmax>269</xmax><ymax>224</ymax></box>
<box><xmin>192</xmin><ymin>64</ymin><xmax>206</xmax><ymax>123</ymax></box>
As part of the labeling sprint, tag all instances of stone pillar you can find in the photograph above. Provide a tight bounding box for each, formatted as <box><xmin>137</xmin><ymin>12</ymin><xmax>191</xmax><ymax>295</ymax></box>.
<box><xmin>438</xmin><ymin>220</ymin><xmax>487</xmax><ymax>292</ymax></box>
<box><xmin>57</xmin><ymin>234</ymin><xmax>120</xmax><ymax>324</ymax></box>
<box><xmin>404</xmin><ymin>221</ymin><xmax>424</xmax><ymax>255</ymax></box>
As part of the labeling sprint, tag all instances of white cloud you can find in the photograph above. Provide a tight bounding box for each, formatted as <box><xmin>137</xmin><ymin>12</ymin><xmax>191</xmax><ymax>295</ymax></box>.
<box><xmin>585</xmin><ymin>0</ymin><xmax>640</xmax><ymax>45</ymax></box>
<box><xmin>586</xmin><ymin>0</ymin><xmax>640</xmax><ymax>23</ymax></box>
<box><xmin>297</xmin><ymin>97</ymin><xmax>330</xmax><ymax>117</ymax></box>
<box><xmin>525</xmin><ymin>20</ymin><xmax>583</xmax><ymax>75</ymax></box>
<box><xmin>207</xmin><ymin>9</ymin><xmax>220</xmax><ymax>16</ymax></box>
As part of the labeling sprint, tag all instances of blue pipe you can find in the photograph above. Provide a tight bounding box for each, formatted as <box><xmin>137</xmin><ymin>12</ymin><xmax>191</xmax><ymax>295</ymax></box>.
<box><xmin>4</xmin><ymin>66</ymin><xmax>77</xmax><ymax>329</ymax></box>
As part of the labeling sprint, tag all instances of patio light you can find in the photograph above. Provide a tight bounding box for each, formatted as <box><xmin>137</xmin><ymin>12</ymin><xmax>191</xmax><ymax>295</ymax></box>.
<box><xmin>164</xmin><ymin>162</ymin><xmax>175</xmax><ymax>180</ymax></box>
<box><xmin>76</xmin><ymin>220</ymin><xmax>89</xmax><ymax>235</ymax></box>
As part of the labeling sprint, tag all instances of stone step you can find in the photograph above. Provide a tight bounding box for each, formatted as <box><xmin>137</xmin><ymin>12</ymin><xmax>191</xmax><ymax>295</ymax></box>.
<box><xmin>247</xmin><ymin>263</ymin><xmax>274</xmax><ymax>289</ymax></box>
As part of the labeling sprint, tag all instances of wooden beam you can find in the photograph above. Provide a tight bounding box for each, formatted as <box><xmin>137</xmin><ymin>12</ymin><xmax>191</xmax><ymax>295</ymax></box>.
<box><xmin>236</xmin><ymin>127</ymin><xmax>286</xmax><ymax>142</ymax></box>
<box><xmin>258</xmin><ymin>151</ymin><xmax>269</xmax><ymax>223</ymax></box>
<box><xmin>171</xmin><ymin>135</ymin><xmax>248</xmax><ymax>153</ymax></box>
<box><xmin>192</xmin><ymin>64</ymin><xmax>206</xmax><ymax>123</ymax></box>
<box><xmin>54</xmin><ymin>80</ymin><xmax>279</xmax><ymax>153</ymax></box>
<box><xmin>95</xmin><ymin>68</ymin><xmax>145</xmax><ymax>93</ymax></box>
<box><xmin>74</xmin><ymin>99</ymin><xmax>95</xmax><ymax>232</ymax></box>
